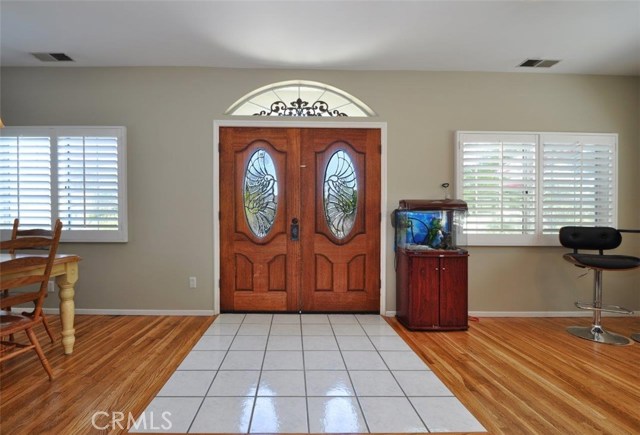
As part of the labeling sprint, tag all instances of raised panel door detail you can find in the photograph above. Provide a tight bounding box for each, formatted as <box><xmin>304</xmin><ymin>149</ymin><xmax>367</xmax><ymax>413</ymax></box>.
<box><xmin>235</xmin><ymin>254</ymin><xmax>253</xmax><ymax>291</ymax></box>
<box><xmin>268</xmin><ymin>254</ymin><xmax>286</xmax><ymax>292</ymax></box>
<box><xmin>347</xmin><ymin>254</ymin><xmax>365</xmax><ymax>291</ymax></box>
<box><xmin>315</xmin><ymin>254</ymin><xmax>333</xmax><ymax>291</ymax></box>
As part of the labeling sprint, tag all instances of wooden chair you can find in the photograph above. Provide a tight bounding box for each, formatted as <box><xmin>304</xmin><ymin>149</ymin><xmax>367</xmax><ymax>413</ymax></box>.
<box><xmin>0</xmin><ymin>220</ymin><xmax>62</xmax><ymax>380</ymax></box>
<box><xmin>2</xmin><ymin>218</ymin><xmax>56</xmax><ymax>342</ymax></box>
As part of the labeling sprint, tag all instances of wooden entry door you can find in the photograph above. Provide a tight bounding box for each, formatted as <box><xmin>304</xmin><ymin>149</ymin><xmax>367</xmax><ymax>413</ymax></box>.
<box><xmin>220</xmin><ymin>127</ymin><xmax>380</xmax><ymax>312</ymax></box>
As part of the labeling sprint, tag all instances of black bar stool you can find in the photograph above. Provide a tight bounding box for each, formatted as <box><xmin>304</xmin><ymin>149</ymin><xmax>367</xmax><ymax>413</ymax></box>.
<box><xmin>618</xmin><ymin>229</ymin><xmax>640</xmax><ymax>344</ymax></box>
<box><xmin>559</xmin><ymin>226</ymin><xmax>639</xmax><ymax>345</ymax></box>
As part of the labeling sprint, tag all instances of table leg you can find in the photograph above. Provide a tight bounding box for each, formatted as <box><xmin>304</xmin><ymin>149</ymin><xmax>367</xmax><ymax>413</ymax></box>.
<box><xmin>56</xmin><ymin>262</ymin><xmax>78</xmax><ymax>355</ymax></box>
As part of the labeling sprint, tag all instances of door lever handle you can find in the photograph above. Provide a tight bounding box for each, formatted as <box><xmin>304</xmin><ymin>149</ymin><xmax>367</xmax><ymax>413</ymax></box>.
<box><xmin>291</xmin><ymin>218</ymin><xmax>299</xmax><ymax>241</ymax></box>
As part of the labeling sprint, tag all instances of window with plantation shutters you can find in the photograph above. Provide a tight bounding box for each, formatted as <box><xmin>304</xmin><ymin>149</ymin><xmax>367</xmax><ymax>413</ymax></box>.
<box><xmin>460</xmin><ymin>134</ymin><xmax>537</xmax><ymax>240</ymax></box>
<box><xmin>0</xmin><ymin>131</ymin><xmax>52</xmax><ymax>229</ymax></box>
<box><xmin>541</xmin><ymin>134</ymin><xmax>616</xmax><ymax>234</ymax></box>
<box><xmin>456</xmin><ymin>131</ymin><xmax>617</xmax><ymax>246</ymax></box>
<box><xmin>0</xmin><ymin>126</ymin><xmax>127</xmax><ymax>242</ymax></box>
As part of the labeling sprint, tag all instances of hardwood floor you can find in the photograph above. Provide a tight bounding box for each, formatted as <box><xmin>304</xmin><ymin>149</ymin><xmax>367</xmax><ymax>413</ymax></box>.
<box><xmin>0</xmin><ymin>314</ymin><xmax>638</xmax><ymax>434</ymax></box>
<box><xmin>0</xmin><ymin>315</ymin><xmax>212</xmax><ymax>435</ymax></box>
<box><xmin>389</xmin><ymin>316</ymin><xmax>640</xmax><ymax>435</ymax></box>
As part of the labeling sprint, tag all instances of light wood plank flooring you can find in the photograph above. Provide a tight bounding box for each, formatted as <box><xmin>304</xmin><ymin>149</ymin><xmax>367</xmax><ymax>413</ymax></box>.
<box><xmin>1</xmin><ymin>315</ymin><xmax>639</xmax><ymax>434</ymax></box>
<box><xmin>390</xmin><ymin>316</ymin><xmax>640</xmax><ymax>435</ymax></box>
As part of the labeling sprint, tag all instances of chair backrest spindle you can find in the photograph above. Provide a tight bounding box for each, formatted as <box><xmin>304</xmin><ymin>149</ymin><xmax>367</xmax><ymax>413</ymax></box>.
<box><xmin>8</xmin><ymin>218</ymin><xmax>58</xmax><ymax>254</ymax></box>
<box><xmin>0</xmin><ymin>219</ymin><xmax>63</xmax><ymax>321</ymax></box>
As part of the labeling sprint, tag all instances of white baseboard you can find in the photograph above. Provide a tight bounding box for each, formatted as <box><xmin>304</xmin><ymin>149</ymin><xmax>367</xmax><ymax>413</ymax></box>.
<box><xmin>385</xmin><ymin>310</ymin><xmax>638</xmax><ymax>318</ymax></box>
<box><xmin>469</xmin><ymin>310</ymin><xmax>639</xmax><ymax>317</ymax></box>
<box><xmin>9</xmin><ymin>308</ymin><xmax>636</xmax><ymax>318</ymax></box>
<box><xmin>39</xmin><ymin>308</ymin><xmax>215</xmax><ymax>316</ymax></box>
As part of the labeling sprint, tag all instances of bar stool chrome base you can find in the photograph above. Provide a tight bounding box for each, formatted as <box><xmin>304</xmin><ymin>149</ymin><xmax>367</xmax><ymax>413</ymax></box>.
<box><xmin>567</xmin><ymin>325</ymin><xmax>630</xmax><ymax>345</ymax></box>
<box><xmin>568</xmin><ymin>268</ymin><xmax>632</xmax><ymax>345</ymax></box>
<box><xmin>631</xmin><ymin>333</ymin><xmax>640</xmax><ymax>343</ymax></box>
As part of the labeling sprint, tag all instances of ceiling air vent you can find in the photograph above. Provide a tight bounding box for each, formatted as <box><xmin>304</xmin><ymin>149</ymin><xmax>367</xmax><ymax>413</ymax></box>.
<box><xmin>518</xmin><ymin>59</ymin><xmax>560</xmax><ymax>68</ymax></box>
<box><xmin>31</xmin><ymin>52</ymin><xmax>74</xmax><ymax>62</ymax></box>
<box><xmin>536</xmin><ymin>59</ymin><xmax>560</xmax><ymax>68</ymax></box>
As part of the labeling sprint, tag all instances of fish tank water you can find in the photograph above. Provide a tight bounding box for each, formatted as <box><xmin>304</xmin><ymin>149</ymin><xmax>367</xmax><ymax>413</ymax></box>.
<box><xmin>393</xmin><ymin>199</ymin><xmax>468</xmax><ymax>251</ymax></box>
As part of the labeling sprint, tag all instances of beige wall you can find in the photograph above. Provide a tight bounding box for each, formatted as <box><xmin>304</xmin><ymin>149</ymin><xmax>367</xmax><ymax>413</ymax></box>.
<box><xmin>1</xmin><ymin>67</ymin><xmax>638</xmax><ymax>313</ymax></box>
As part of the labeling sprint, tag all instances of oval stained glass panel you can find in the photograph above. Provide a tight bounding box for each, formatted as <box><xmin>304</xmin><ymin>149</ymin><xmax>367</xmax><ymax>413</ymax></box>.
<box><xmin>244</xmin><ymin>149</ymin><xmax>278</xmax><ymax>238</ymax></box>
<box><xmin>323</xmin><ymin>150</ymin><xmax>358</xmax><ymax>239</ymax></box>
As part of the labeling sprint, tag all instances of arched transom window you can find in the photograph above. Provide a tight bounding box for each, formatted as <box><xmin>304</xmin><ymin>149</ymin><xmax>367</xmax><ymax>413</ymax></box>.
<box><xmin>226</xmin><ymin>80</ymin><xmax>375</xmax><ymax>117</ymax></box>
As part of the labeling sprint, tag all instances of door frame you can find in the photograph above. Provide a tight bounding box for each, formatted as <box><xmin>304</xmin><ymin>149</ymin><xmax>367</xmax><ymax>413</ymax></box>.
<box><xmin>213</xmin><ymin>120</ymin><xmax>388</xmax><ymax>315</ymax></box>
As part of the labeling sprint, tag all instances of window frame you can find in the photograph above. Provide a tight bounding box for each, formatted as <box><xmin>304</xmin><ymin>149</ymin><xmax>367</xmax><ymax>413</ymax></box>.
<box><xmin>1</xmin><ymin>126</ymin><xmax>128</xmax><ymax>243</ymax></box>
<box><xmin>455</xmin><ymin>131</ymin><xmax>618</xmax><ymax>246</ymax></box>
<box><xmin>225</xmin><ymin>80</ymin><xmax>376</xmax><ymax>117</ymax></box>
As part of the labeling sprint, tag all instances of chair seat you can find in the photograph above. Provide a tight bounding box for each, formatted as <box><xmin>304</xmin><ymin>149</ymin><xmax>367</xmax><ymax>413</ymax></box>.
<box><xmin>563</xmin><ymin>253</ymin><xmax>640</xmax><ymax>270</ymax></box>
<box><xmin>0</xmin><ymin>312</ymin><xmax>38</xmax><ymax>335</ymax></box>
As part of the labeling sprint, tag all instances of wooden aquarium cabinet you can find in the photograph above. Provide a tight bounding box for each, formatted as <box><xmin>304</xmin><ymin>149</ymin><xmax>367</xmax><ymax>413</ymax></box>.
<box><xmin>396</xmin><ymin>248</ymin><xmax>469</xmax><ymax>331</ymax></box>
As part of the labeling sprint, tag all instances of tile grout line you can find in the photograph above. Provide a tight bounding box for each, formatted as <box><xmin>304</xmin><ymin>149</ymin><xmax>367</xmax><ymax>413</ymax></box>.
<box><xmin>147</xmin><ymin>394</ymin><xmax>456</xmax><ymax>398</ymax></box>
<box><xmin>185</xmin><ymin>313</ymin><xmax>244</xmax><ymax>434</ymax></box>
<box><xmin>299</xmin><ymin>315</ymin><xmax>311</xmax><ymax>434</ymax></box>
<box><xmin>158</xmin><ymin>314</ymin><xmax>468</xmax><ymax>433</ymax></box>
<box><xmin>246</xmin><ymin>315</ymin><xmax>274</xmax><ymax>434</ymax></box>
<box><xmin>365</xmin><ymin>318</ymin><xmax>432</xmax><ymax>433</ymax></box>
<box><xmin>335</xmin><ymin>315</ymin><xmax>371</xmax><ymax>434</ymax></box>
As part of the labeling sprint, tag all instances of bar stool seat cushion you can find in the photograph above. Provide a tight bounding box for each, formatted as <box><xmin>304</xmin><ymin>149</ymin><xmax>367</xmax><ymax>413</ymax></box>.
<box><xmin>563</xmin><ymin>253</ymin><xmax>640</xmax><ymax>270</ymax></box>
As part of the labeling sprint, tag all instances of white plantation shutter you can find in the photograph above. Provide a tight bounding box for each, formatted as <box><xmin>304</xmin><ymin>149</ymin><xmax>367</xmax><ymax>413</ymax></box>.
<box><xmin>0</xmin><ymin>130</ymin><xmax>52</xmax><ymax>229</ymax></box>
<box><xmin>58</xmin><ymin>135</ymin><xmax>120</xmax><ymax>231</ymax></box>
<box><xmin>541</xmin><ymin>134</ymin><xmax>616</xmax><ymax>234</ymax></box>
<box><xmin>0</xmin><ymin>126</ymin><xmax>127</xmax><ymax>242</ymax></box>
<box><xmin>456</xmin><ymin>131</ymin><xmax>617</xmax><ymax>246</ymax></box>
<box><xmin>459</xmin><ymin>133</ymin><xmax>537</xmax><ymax>241</ymax></box>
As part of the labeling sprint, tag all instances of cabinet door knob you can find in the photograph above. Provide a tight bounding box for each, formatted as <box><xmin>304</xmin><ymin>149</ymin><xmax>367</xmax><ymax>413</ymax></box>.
<box><xmin>442</xmin><ymin>267</ymin><xmax>446</xmax><ymax>270</ymax></box>
<box><xmin>435</xmin><ymin>267</ymin><xmax>439</xmax><ymax>271</ymax></box>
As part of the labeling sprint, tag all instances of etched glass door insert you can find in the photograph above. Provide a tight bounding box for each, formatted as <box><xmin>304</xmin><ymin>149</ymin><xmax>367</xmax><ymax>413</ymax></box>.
<box><xmin>243</xmin><ymin>149</ymin><xmax>278</xmax><ymax>238</ymax></box>
<box><xmin>323</xmin><ymin>150</ymin><xmax>358</xmax><ymax>239</ymax></box>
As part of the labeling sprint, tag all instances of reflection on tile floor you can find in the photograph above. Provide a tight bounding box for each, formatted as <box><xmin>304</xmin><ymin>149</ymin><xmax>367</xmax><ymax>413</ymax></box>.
<box><xmin>133</xmin><ymin>314</ymin><xmax>485</xmax><ymax>433</ymax></box>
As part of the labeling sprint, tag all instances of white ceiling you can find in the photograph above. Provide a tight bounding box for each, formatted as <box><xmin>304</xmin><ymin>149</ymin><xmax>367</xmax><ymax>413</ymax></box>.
<box><xmin>1</xmin><ymin>1</ymin><xmax>639</xmax><ymax>76</ymax></box>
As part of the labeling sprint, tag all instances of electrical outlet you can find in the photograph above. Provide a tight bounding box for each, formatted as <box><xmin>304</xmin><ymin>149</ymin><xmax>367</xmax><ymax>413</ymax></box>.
<box><xmin>48</xmin><ymin>280</ymin><xmax>55</xmax><ymax>293</ymax></box>
<box><xmin>189</xmin><ymin>276</ymin><xmax>197</xmax><ymax>289</ymax></box>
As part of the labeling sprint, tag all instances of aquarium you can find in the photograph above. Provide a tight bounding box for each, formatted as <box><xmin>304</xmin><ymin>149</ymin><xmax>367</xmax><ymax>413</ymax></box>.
<box><xmin>393</xmin><ymin>199</ymin><xmax>467</xmax><ymax>251</ymax></box>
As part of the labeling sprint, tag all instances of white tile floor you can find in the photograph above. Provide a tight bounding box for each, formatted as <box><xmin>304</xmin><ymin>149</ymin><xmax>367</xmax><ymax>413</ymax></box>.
<box><xmin>133</xmin><ymin>314</ymin><xmax>485</xmax><ymax>433</ymax></box>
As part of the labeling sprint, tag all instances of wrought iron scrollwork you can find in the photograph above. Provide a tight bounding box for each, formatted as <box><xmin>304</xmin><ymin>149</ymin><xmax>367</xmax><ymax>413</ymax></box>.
<box><xmin>244</xmin><ymin>149</ymin><xmax>278</xmax><ymax>238</ymax></box>
<box><xmin>255</xmin><ymin>98</ymin><xmax>348</xmax><ymax>117</ymax></box>
<box><xmin>323</xmin><ymin>150</ymin><xmax>358</xmax><ymax>239</ymax></box>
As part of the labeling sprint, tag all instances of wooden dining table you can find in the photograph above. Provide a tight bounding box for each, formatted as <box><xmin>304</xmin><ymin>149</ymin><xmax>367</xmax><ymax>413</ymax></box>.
<box><xmin>0</xmin><ymin>253</ymin><xmax>81</xmax><ymax>354</ymax></box>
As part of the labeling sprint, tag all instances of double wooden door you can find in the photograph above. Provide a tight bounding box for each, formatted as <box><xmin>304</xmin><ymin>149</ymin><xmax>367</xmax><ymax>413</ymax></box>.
<box><xmin>220</xmin><ymin>127</ymin><xmax>380</xmax><ymax>312</ymax></box>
